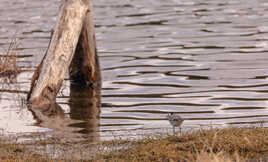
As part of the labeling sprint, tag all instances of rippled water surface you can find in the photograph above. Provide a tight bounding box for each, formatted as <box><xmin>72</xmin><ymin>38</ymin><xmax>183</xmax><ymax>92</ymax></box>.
<box><xmin>1</xmin><ymin>0</ymin><xmax>268</xmax><ymax>140</ymax></box>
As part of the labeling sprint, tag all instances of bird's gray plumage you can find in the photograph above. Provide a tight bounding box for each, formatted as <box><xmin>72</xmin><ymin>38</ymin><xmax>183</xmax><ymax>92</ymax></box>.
<box><xmin>167</xmin><ymin>112</ymin><xmax>184</xmax><ymax>134</ymax></box>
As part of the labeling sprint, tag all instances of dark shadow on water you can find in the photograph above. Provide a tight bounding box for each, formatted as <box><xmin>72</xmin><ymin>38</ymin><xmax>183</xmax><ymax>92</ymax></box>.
<box><xmin>68</xmin><ymin>82</ymin><xmax>101</xmax><ymax>142</ymax></box>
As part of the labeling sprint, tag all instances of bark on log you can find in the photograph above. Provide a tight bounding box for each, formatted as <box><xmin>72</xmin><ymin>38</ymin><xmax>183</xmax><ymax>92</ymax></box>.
<box><xmin>70</xmin><ymin>0</ymin><xmax>101</xmax><ymax>88</ymax></box>
<box><xmin>28</xmin><ymin>0</ymin><xmax>89</xmax><ymax>108</ymax></box>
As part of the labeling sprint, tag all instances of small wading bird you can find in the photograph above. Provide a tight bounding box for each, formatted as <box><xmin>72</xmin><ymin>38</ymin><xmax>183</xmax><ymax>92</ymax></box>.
<box><xmin>167</xmin><ymin>112</ymin><xmax>184</xmax><ymax>134</ymax></box>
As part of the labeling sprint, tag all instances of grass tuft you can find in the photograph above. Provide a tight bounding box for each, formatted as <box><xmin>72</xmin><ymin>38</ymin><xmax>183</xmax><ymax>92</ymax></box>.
<box><xmin>0</xmin><ymin>38</ymin><xmax>21</xmax><ymax>78</ymax></box>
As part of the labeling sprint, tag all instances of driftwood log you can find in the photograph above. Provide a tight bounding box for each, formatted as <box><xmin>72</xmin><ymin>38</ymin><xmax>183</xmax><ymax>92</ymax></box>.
<box><xmin>70</xmin><ymin>0</ymin><xmax>101</xmax><ymax>87</ymax></box>
<box><xmin>27</xmin><ymin>0</ymin><xmax>101</xmax><ymax>115</ymax></box>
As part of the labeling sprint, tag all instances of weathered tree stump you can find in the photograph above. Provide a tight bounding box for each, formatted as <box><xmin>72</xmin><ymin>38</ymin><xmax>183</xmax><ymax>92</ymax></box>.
<box><xmin>27</xmin><ymin>0</ymin><xmax>101</xmax><ymax>115</ymax></box>
<box><xmin>70</xmin><ymin>0</ymin><xmax>101</xmax><ymax>88</ymax></box>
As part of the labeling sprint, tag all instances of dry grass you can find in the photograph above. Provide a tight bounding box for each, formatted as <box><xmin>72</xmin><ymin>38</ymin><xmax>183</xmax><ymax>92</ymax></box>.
<box><xmin>0</xmin><ymin>139</ymin><xmax>53</xmax><ymax>162</ymax></box>
<box><xmin>0</xmin><ymin>127</ymin><xmax>268</xmax><ymax>161</ymax></box>
<box><xmin>96</xmin><ymin>127</ymin><xmax>268</xmax><ymax>162</ymax></box>
<box><xmin>0</xmin><ymin>38</ymin><xmax>21</xmax><ymax>78</ymax></box>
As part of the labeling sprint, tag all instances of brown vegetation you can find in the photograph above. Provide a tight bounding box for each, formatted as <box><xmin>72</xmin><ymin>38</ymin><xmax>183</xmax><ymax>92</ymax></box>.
<box><xmin>96</xmin><ymin>127</ymin><xmax>268</xmax><ymax>162</ymax></box>
<box><xmin>0</xmin><ymin>127</ymin><xmax>268</xmax><ymax>161</ymax></box>
<box><xmin>0</xmin><ymin>139</ymin><xmax>51</xmax><ymax>162</ymax></box>
<box><xmin>0</xmin><ymin>39</ymin><xmax>21</xmax><ymax>78</ymax></box>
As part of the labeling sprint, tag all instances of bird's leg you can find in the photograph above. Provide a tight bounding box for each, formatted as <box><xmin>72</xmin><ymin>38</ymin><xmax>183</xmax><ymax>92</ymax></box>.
<box><xmin>179</xmin><ymin>126</ymin><xmax>182</xmax><ymax>135</ymax></box>
<box><xmin>173</xmin><ymin>126</ymin><xmax>175</xmax><ymax>135</ymax></box>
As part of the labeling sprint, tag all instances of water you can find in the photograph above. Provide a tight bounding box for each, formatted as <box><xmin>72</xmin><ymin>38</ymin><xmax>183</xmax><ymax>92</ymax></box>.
<box><xmin>1</xmin><ymin>0</ymin><xmax>268</xmax><ymax>141</ymax></box>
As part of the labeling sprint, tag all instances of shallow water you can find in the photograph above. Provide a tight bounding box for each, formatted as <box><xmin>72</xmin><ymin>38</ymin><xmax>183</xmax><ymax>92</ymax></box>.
<box><xmin>1</xmin><ymin>0</ymin><xmax>268</xmax><ymax>141</ymax></box>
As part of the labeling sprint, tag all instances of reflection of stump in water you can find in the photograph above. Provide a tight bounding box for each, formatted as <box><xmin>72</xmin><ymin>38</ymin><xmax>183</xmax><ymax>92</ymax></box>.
<box><xmin>69</xmin><ymin>82</ymin><xmax>101</xmax><ymax>142</ymax></box>
<box><xmin>28</xmin><ymin>83</ymin><xmax>101</xmax><ymax>142</ymax></box>
<box><xmin>29</xmin><ymin>100</ymin><xmax>64</xmax><ymax>125</ymax></box>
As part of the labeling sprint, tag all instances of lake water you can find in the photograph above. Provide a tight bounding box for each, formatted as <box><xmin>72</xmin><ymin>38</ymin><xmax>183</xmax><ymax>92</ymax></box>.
<box><xmin>1</xmin><ymin>0</ymin><xmax>268</xmax><ymax>141</ymax></box>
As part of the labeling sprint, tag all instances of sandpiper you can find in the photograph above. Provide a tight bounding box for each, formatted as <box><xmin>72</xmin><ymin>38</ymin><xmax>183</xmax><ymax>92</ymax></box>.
<box><xmin>167</xmin><ymin>112</ymin><xmax>184</xmax><ymax>134</ymax></box>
